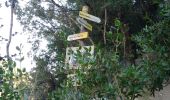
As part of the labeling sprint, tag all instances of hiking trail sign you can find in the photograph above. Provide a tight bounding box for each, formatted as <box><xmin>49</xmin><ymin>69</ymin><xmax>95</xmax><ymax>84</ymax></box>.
<box><xmin>67</xmin><ymin>32</ymin><xmax>88</xmax><ymax>41</ymax></box>
<box><xmin>79</xmin><ymin>11</ymin><xmax>101</xmax><ymax>23</ymax></box>
<box><xmin>76</xmin><ymin>17</ymin><xmax>92</xmax><ymax>31</ymax></box>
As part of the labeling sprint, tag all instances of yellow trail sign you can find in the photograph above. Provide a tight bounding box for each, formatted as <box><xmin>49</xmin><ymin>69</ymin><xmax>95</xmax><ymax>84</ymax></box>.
<box><xmin>79</xmin><ymin>11</ymin><xmax>101</xmax><ymax>23</ymax></box>
<box><xmin>67</xmin><ymin>32</ymin><xmax>88</xmax><ymax>41</ymax></box>
<box><xmin>76</xmin><ymin>17</ymin><xmax>92</xmax><ymax>31</ymax></box>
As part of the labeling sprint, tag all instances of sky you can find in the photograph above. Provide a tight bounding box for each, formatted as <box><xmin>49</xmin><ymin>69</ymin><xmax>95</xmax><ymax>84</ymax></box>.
<box><xmin>0</xmin><ymin>0</ymin><xmax>66</xmax><ymax>71</ymax></box>
<box><xmin>0</xmin><ymin>0</ymin><xmax>46</xmax><ymax>71</ymax></box>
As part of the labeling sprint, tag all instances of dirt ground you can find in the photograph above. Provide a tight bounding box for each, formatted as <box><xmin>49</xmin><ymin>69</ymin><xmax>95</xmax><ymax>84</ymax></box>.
<box><xmin>136</xmin><ymin>84</ymin><xmax>170</xmax><ymax>100</ymax></box>
<box><xmin>151</xmin><ymin>84</ymin><xmax>170</xmax><ymax>100</ymax></box>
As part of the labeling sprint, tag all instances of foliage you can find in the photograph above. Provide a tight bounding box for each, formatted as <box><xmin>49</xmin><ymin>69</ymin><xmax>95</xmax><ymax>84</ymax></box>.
<box><xmin>13</xmin><ymin>0</ymin><xmax>170</xmax><ymax>100</ymax></box>
<box><xmin>48</xmin><ymin>6</ymin><xmax>170</xmax><ymax>99</ymax></box>
<box><xmin>133</xmin><ymin>18</ymin><xmax>170</xmax><ymax>95</ymax></box>
<box><xmin>29</xmin><ymin>54</ymin><xmax>67</xmax><ymax>99</ymax></box>
<box><xmin>47</xmin><ymin>19</ymin><xmax>145</xmax><ymax>100</ymax></box>
<box><xmin>0</xmin><ymin>60</ymin><xmax>29</xmax><ymax>99</ymax></box>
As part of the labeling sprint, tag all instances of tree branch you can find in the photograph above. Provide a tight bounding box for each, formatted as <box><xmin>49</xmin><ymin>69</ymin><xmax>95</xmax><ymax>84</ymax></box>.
<box><xmin>50</xmin><ymin>0</ymin><xmax>80</xmax><ymax>29</ymax></box>
<box><xmin>103</xmin><ymin>8</ymin><xmax>107</xmax><ymax>45</ymax></box>
<box><xmin>6</xmin><ymin>0</ymin><xmax>15</xmax><ymax>61</ymax></box>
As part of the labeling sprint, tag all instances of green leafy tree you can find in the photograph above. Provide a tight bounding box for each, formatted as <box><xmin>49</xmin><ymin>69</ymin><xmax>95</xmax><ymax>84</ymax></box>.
<box><xmin>0</xmin><ymin>59</ymin><xmax>28</xmax><ymax>99</ymax></box>
<box><xmin>14</xmin><ymin>0</ymin><xmax>170</xmax><ymax>99</ymax></box>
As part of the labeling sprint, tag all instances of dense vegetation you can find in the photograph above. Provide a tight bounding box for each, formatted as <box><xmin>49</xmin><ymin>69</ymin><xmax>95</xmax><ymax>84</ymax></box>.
<box><xmin>1</xmin><ymin>0</ymin><xmax>170</xmax><ymax>99</ymax></box>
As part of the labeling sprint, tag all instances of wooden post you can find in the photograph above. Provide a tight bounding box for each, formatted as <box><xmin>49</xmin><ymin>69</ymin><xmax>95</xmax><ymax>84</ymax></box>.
<box><xmin>77</xmin><ymin>6</ymin><xmax>89</xmax><ymax>46</ymax></box>
<box><xmin>74</xmin><ymin>5</ymin><xmax>89</xmax><ymax>94</ymax></box>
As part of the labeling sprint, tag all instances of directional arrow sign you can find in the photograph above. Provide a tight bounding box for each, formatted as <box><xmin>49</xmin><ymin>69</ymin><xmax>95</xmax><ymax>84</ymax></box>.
<box><xmin>67</xmin><ymin>32</ymin><xmax>88</xmax><ymax>41</ymax></box>
<box><xmin>79</xmin><ymin>11</ymin><xmax>101</xmax><ymax>23</ymax></box>
<box><xmin>76</xmin><ymin>17</ymin><xmax>92</xmax><ymax>31</ymax></box>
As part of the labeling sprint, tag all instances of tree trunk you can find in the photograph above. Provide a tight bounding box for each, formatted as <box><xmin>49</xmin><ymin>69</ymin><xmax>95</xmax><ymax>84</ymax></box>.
<box><xmin>6</xmin><ymin>1</ymin><xmax>14</xmax><ymax>61</ymax></box>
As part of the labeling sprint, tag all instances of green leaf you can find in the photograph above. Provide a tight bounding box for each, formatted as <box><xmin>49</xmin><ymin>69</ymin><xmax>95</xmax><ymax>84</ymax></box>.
<box><xmin>16</xmin><ymin>46</ymin><xmax>20</xmax><ymax>51</ymax></box>
<box><xmin>20</xmin><ymin>57</ymin><xmax>24</xmax><ymax>62</ymax></box>
<box><xmin>22</xmin><ymin>68</ymin><xmax>26</xmax><ymax>72</ymax></box>
<box><xmin>13</xmin><ymin>62</ymin><xmax>16</xmax><ymax>67</ymax></box>
<box><xmin>17</xmin><ymin>68</ymin><xmax>21</xmax><ymax>73</ymax></box>
<box><xmin>114</xmin><ymin>19</ymin><xmax>121</xmax><ymax>28</ymax></box>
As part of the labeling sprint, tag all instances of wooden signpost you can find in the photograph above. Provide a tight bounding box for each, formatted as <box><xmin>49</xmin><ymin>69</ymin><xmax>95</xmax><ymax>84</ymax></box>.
<box><xmin>66</xmin><ymin>5</ymin><xmax>101</xmax><ymax>87</ymax></box>
<box><xmin>66</xmin><ymin>5</ymin><xmax>101</xmax><ymax>68</ymax></box>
